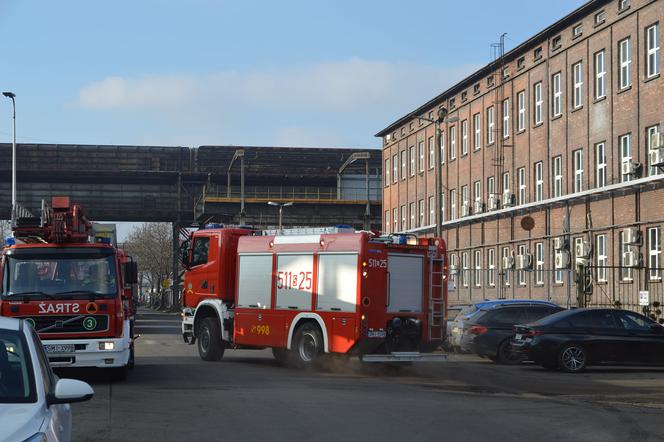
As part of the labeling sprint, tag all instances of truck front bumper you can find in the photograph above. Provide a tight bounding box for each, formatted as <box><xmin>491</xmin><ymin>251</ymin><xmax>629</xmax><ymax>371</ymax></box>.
<box><xmin>181</xmin><ymin>308</ymin><xmax>195</xmax><ymax>344</ymax></box>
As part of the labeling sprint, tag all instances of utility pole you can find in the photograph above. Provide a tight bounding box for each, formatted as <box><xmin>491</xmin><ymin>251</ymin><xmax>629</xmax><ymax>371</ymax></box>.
<box><xmin>3</xmin><ymin>92</ymin><xmax>16</xmax><ymax>224</ymax></box>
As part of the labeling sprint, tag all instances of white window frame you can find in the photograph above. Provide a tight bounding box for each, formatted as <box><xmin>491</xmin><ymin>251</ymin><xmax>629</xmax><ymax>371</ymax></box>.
<box><xmin>441</xmin><ymin>193</ymin><xmax>446</xmax><ymax>223</ymax></box>
<box><xmin>474</xmin><ymin>180</ymin><xmax>481</xmax><ymax>205</ymax></box>
<box><xmin>595</xmin><ymin>142</ymin><xmax>606</xmax><ymax>187</ymax></box>
<box><xmin>450</xmin><ymin>189</ymin><xmax>457</xmax><ymax>220</ymax></box>
<box><xmin>596</xmin><ymin>234</ymin><xmax>607</xmax><ymax>282</ymax></box>
<box><xmin>392</xmin><ymin>154</ymin><xmax>398</xmax><ymax>184</ymax></box>
<box><xmin>462</xmin><ymin>252</ymin><xmax>469</xmax><ymax>288</ymax></box>
<box><xmin>400</xmin><ymin>150</ymin><xmax>406</xmax><ymax>180</ymax></box>
<box><xmin>573</xmin><ymin>149</ymin><xmax>584</xmax><ymax>193</ymax></box>
<box><xmin>595</xmin><ymin>50</ymin><xmax>606</xmax><ymax>99</ymax></box>
<box><xmin>418</xmin><ymin>199</ymin><xmax>425</xmax><ymax>227</ymax></box>
<box><xmin>647</xmin><ymin>23</ymin><xmax>660</xmax><ymax>79</ymax></box>
<box><xmin>502</xmin><ymin>247</ymin><xmax>510</xmax><ymax>287</ymax></box>
<box><xmin>517</xmin><ymin>245</ymin><xmax>527</xmax><ymax>286</ymax></box>
<box><xmin>384</xmin><ymin>158</ymin><xmax>390</xmax><ymax>187</ymax></box>
<box><xmin>502</xmin><ymin>98</ymin><xmax>510</xmax><ymax>139</ymax></box>
<box><xmin>552</xmin><ymin>72</ymin><xmax>562</xmax><ymax>117</ymax></box>
<box><xmin>619</xmin><ymin>38</ymin><xmax>631</xmax><ymax>90</ymax></box>
<box><xmin>450</xmin><ymin>126</ymin><xmax>457</xmax><ymax>161</ymax></box>
<box><xmin>553</xmin><ymin>156</ymin><xmax>563</xmax><ymax>197</ymax></box>
<box><xmin>517</xmin><ymin>90</ymin><xmax>526</xmax><ymax>131</ymax></box>
<box><xmin>400</xmin><ymin>205</ymin><xmax>406</xmax><ymax>232</ymax></box>
<box><xmin>409</xmin><ymin>145</ymin><xmax>415</xmax><ymax>177</ymax></box>
<box><xmin>648</xmin><ymin>227</ymin><xmax>662</xmax><ymax>281</ymax></box>
<box><xmin>450</xmin><ymin>254</ymin><xmax>457</xmax><ymax>287</ymax></box>
<box><xmin>385</xmin><ymin>210</ymin><xmax>390</xmax><ymax>233</ymax></box>
<box><xmin>518</xmin><ymin>167</ymin><xmax>526</xmax><ymax>205</ymax></box>
<box><xmin>428</xmin><ymin>136</ymin><xmax>435</xmax><ymax>169</ymax></box>
<box><xmin>461</xmin><ymin>185</ymin><xmax>469</xmax><ymax>210</ymax></box>
<box><xmin>487</xmin><ymin>176</ymin><xmax>495</xmax><ymax>200</ymax></box>
<box><xmin>534</xmin><ymin>82</ymin><xmax>543</xmax><ymax>125</ymax></box>
<box><xmin>418</xmin><ymin>141</ymin><xmax>425</xmax><ymax>173</ymax></box>
<box><xmin>573</xmin><ymin>62</ymin><xmax>583</xmax><ymax>109</ymax></box>
<box><xmin>474</xmin><ymin>250</ymin><xmax>482</xmax><ymax>288</ymax></box>
<box><xmin>620</xmin><ymin>134</ymin><xmax>632</xmax><ymax>182</ymax></box>
<box><xmin>409</xmin><ymin>202</ymin><xmax>416</xmax><ymax>229</ymax></box>
<box><xmin>487</xmin><ymin>106</ymin><xmax>495</xmax><ymax>145</ymax></box>
<box><xmin>648</xmin><ymin>125</ymin><xmax>661</xmax><ymax>176</ymax></box>
<box><xmin>428</xmin><ymin>196</ymin><xmax>435</xmax><ymax>226</ymax></box>
<box><xmin>473</xmin><ymin>113</ymin><xmax>481</xmax><ymax>150</ymax></box>
<box><xmin>461</xmin><ymin>119</ymin><xmax>468</xmax><ymax>156</ymax></box>
<box><xmin>393</xmin><ymin>208</ymin><xmax>398</xmax><ymax>233</ymax></box>
<box><xmin>440</xmin><ymin>131</ymin><xmax>445</xmax><ymax>164</ymax></box>
<box><xmin>535</xmin><ymin>161</ymin><xmax>544</xmax><ymax>201</ymax></box>
<box><xmin>535</xmin><ymin>242</ymin><xmax>544</xmax><ymax>285</ymax></box>
<box><xmin>502</xmin><ymin>172</ymin><xmax>510</xmax><ymax>193</ymax></box>
<box><xmin>621</xmin><ymin>230</ymin><xmax>633</xmax><ymax>281</ymax></box>
<box><xmin>488</xmin><ymin>248</ymin><xmax>496</xmax><ymax>287</ymax></box>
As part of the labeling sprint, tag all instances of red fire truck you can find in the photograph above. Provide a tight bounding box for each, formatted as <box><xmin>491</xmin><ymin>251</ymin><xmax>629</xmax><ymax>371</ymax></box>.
<box><xmin>181</xmin><ymin>226</ymin><xmax>447</xmax><ymax>365</ymax></box>
<box><xmin>0</xmin><ymin>197</ymin><xmax>138</xmax><ymax>379</ymax></box>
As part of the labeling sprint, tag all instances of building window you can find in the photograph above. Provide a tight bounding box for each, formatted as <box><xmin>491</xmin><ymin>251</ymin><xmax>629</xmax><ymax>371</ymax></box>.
<box><xmin>461</xmin><ymin>185</ymin><xmax>469</xmax><ymax>216</ymax></box>
<box><xmin>450</xmin><ymin>126</ymin><xmax>457</xmax><ymax>160</ymax></box>
<box><xmin>429</xmin><ymin>196</ymin><xmax>435</xmax><ymax>226</ymax></box>
<box><xmin>450</xmin><ymin>189</ymin><xmax>457</xmax><ymax>220</ymax></box>
<box><xmin>502</xmin><ymin>247</ymin><xmax>511</xmax><ymax>287</ymax></box>
<box><xmin>418</xmin><ymin>141</ymin><xmax>425</xmax><ymax>172</ymax></box>
<box><xmin>595</xmin><ymin>50</ymin><xmax>606</xmax><ymax>99</ymax></box>
<box><xmin>518</xmin><ymin>167</ymin><xmax>526</xmax><ymax>205</ymax></box>
<box><xmin>647</xmin><ymin>23</ymin><xmax>660</xmax><ymax>79</ymax></box>
<box><xmin>441</xmin><ymin>193</ymin><xmax>446</xmax><ymax>223</ymax></box>
<box><xmin>535</xmin><ymin>161</ymin><xmax>544</xmax><ymax>201</ymax></box>
<box><xmin>552</xmin><ymin>72</ymin><xmax>562</xmax><ymax>117</ymax></box>
<box><xmin>440</xmin><ymin>131</ymin><xmax>445</xmax><ymax>164</ymax></box>
<box><xmin>393</xmin><ymin>208</ymin><xmax>398</xmax><ymax>233</ymax></box>
<box><xmin>400</xmin><ymin>151</ymin><xmax>406</xmax><ymax>180</ymax></box>
<box><xmin>418</xmin><ymin>199</ymin><xmax>425</xmax><ymax>227</ymax></box>
<box><xmin>488</xmin><ymin>248</ymin><xmax>496</xmax><ymax>287</ymax></box>
<box><xmin>409</xmin><ymin>122</ymin><xmax>414</xmax><ymax>131</ymax></box>
<box><xmin>461</xmin><ymin>252</ymin><xmax>469</xmax><ymax>288</ymax></box>
<box><xmin>620</xmin><ymin>133</ymin><xmax>632</xmax><ymax>182</ymax></box>
<box><xmin>502</xmin><ymin>98</ymin><xmax>510</xmax><ymax>139</ymax></box>
<box><xmin>487</xmin><ymin>75</ymin><xmax>495</xmax><ymax>88</ymax></box>
<box><xmin>595</xmin><ymin>10</ymin><xmax>606</xmax><ymax>25</ymax></box>
<box><xmin>596</xmin><ymin>234</ymin><xmax>607</xmax><ymax>282</ymax></box>
<box><xmin>461</xmin><ymin>120</ymin><xmax>468</xmax><ymax>156</ymax></box>
<box><xmin>400</xmin><ymin>205</ymin><xmax>406</xmax><ymax>232</ymax></box>
<box><xmin>487</xmin><ymin>176</ymin><xmax>495</xmax><ymax>200</ymax></box>
<box><xmin>648</xmin><ymin>125</ymin><xmax>661</xmax><ymax>176</ymax></box>
<box><xmin>533</xmin><ymin>47</ymin><xmax>542</xmax><ymax>60</ymax></box>
<box><xmin>573</xmin><ymin>149</ymin><xmax>584</xmax><ymax>193</ymax></box>
<box><xmin>649</xmin><ymin>227</ymin><xmax>662</xmax><ymax>281</ymax></box>
<box><xmin>473</xmin><ymin>113</ymin><xmax>481</xmax><ymax>150</ymax></box>
<box><xmin>384</xmin><ymin>158</ymin><xmax>390</xmax><ymax>187</ymax></box>
<box><xmin>553</xmin><ymin>155</ymin><xmax>563</xmax><ymax>197</ymax></box>
<box><xmin>619</xmin><ymin>38</ymin><xmax>631</xmax><ymax>90</ymax></box>
<box><xmin>573</xmin><ymin>24</ymin><xmax>583</xmax><ymax>38</ymax></box>
<box><xmin>409</xmin><ymin>145</ymin><xmax>415</xmax><ymax>177</ymax></box>
<box><xmin>401</xmin><ymin>127</ymin><xmax>405</xmax><ymax>136</ymax></box>
<box><xmin>409</xmin><ymin>202</ymin><xmax>416</xmax><ymax>229</ymax></box>
<box><xmin>449</xmin><ymin>254</ymin><xmax>457</xmax><ymax>288</ymax></box>
<box><xmin>573</xmin><ymin>62</ymin><xmax>583</xmax><ymax>109</ymax></box>
<box><xmin>392</xmin><ymin>154</ymin><xmax>398</xmax><ymax>184</ymax></box>
<box><xmin>474</xmin><ymin>83</ymin><xmax>480</xmax><ymax>95</ymax></box>
<box><xmin>595</xmin><ymin>142</ymin><xmax>606</xmax><ymax>187</ymax></box>
<box><xmin>428</xmin><ymin>136</ymin><xmax>435</xmax><ymax>169</ymax></box>
<box><xmin>449</xmin><ymin>98</ymin><xmax>456</xmax><ymax>109</ymax></box>
<box><xmin>517</xmin><ymin>57</ymin><xmax>525</xmax><ymax>70</ymax></box>
<box><xmin>535</xmin><ymin>242</ymin><xmax>544</xmax><ymax>285</ymax></box>
<box><xmin>385</xmin><ymin>210</ymin><xmax>390</xmax><ymax>233</ymax></box>
<box><xmin>461</xmin><ymin>91</ymin><xmax>468</xmax><ymax>102</ymax></box>
<box><xmin>534</xmin><ymin>82</ymin><xmax>543</xmax><ymax>125</ymax></box>
<box><xmin>502</xmin><ymin>171</ymin><xmax>510</xmax><ymax>194</ymax></box>
<box><xmin>619</xmin><ymin>0</ymin><xmax>630</xmax><ymax>11</ymax></box>
<box><xmin>517</xmin><ymin>90</ymin><xmax>526</xmax><ymax>131</ymax></box>
<box><xmin>487</xmin><ymin>106</ymin><xmax>495</xmax><ymax>145</ymax></box>
<box><xmin>474</xmin><ymin>250</ymin><xmax>482</xmax><ymax>287</ymax></box>
<box><xmin>552</xmin><ymin>36</ymin><xmax>562</xmax><ymax>50</ymax></box>
<box><xmin>474</xmin><ymin>180</ymin><xmax>481</xmax><ymax>205</ymax></box>
<box><xmin>621</xmin><ymin>230</ymin><xmax>633</xmax><ymax>281</ymax></box>
<box><xmin>502</xmin><ymin>66</ymin><xmax>510</xmax><ymax>80</ymax></box>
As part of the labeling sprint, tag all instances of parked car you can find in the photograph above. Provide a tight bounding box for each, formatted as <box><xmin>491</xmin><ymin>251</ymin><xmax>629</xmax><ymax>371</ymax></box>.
<box><xmin>0</xmin><ymin>317</ymin><xmax>94</xmax><ymax>442</ymax></box>
<box><xmin>443</xmin><ymin>304</ymin><xmax>470</xmax><ymax>351</ymax></box>
<box><xmin>512</xmin><ymin>308</ymin><xmax>664</xmax><ymax>373</ymax></box>
<box><xmin>462</xmin><ymin>302</ymin><xmax>563</xmax><ymax>363</ymax></box>
<box><xmin>449</xmin><ymin>299</ymin><xmax>560</xmax><ymax>354</ymax></box>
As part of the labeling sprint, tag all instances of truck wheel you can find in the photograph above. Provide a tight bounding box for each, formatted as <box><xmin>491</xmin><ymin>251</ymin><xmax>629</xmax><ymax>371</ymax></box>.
<box><xmin>128</xmin><ymin>346</ymin><xmax>135</xmax><ymax>369</ymax></box>
<box><xmin>198</xmin><ymin>317</ymin><xmax>225</xmax><ymax>361</ymax></box>
<box><xmin>293</xmin><ymin>323</ymin><xmax>323</xmax><ymax>367</ymax></box>
<box><xmin>272</xmin><ymin>348</ymin><xmax>291</xmax><ymax>366</ymax></box>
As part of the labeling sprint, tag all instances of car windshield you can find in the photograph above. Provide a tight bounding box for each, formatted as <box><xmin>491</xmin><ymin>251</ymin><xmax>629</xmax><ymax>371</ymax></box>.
<box><xmin>0</xmin><ymin>329</ymin><xmax>36</xmax><ymax>404</ymax></box>
<box><xmin>2</xmin><ymin>253</ymin><xmax>118</xmax><ymax>300</ymax></box>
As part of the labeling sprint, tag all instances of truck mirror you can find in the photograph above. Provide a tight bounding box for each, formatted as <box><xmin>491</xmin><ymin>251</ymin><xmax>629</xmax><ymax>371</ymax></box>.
<box><xmin>125</xmin><ymin>262</ymin><xmax>138</xmax><ymax>284</ymax></box>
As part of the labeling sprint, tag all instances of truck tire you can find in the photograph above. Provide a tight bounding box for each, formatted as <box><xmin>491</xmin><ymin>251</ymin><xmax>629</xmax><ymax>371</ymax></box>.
<box><xmin>198</xmin><ymin>317</ymin><xmax>225</xmax><ymax>361</ymax></box>
<box><xmin>272</xmin><ymin>348</ymin><xmax>291</xmax><ymax>366</ymax></box>
<box><xmin>292</xmin><ymin>322</ymin><xmax>323</xmax><ymax>368</ymax></box>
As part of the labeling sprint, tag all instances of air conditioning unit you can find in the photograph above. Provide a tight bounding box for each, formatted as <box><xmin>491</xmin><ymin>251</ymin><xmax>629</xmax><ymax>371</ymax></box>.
<box><xmin>516</xmin><ymin>254</ymin><xmax>533</xmax><ymax>270</ymax></box>
<box><xmin>623</xmin><ymin>249</ymin><xmax>641</xmax><ymax>268</ymax></box>
<box><xmin>502</xmin><ymin>190</ymin><xmax>514</xmax><ymax>208</ymax></box>
<box><xmin>474</xmin><ymin>198</ymin><xmax>484</xmax><ymax>214</ymax></box>
<box><xmin>575</xmin><ymin>240</ymin><xmax>591</xmax><ymax>258</ymax></box>
<box><xmin>461</xmin><ymin>201</ymin><xmax>470</xmax><ymax>217</ymax></box>
<box><xmin>502</xmin><ymin>255</ymin><xmax>515</xmax><ymax>269</ymax></box>
<box><xmin>553</xmin><ymin>237</ymin><xmax>565</xmax><ymax>251</ymax></box>
<box><xmin>555</xmin><ymin>250</ymin><xmax>570</xmax><ymax>269</ymax></box>
<box><xmin>487</xmin><ymin>194</ymin><xmax>499</xmax><ymax>211</ymax></box>
<box><xmin>622</xmin><ymin>160</ymin><xmax>641</xmax><ymax>177</ymax></box>
<box><xmin>650</xmin><ymin>147</ymin><xmax>664</xmax><ymax>167</ymax></box>
<box><xmin>624</xmin><ymin>227</ymin><xmax>641</xmax><ymax>245</ymax></box>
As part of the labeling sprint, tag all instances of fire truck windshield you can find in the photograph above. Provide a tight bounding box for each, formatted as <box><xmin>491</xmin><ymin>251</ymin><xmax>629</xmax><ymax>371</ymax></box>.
<box><xmin>2</xmin><ymin>254</ymin><xmax>118</xmax><ymax>300</ymax></box>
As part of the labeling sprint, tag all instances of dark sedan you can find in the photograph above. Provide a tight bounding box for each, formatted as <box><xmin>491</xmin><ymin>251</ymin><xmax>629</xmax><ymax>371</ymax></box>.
<box><xmin>512</xmin><ymin>308</ymin><xmax>664</xmax><ymax>372</ymax></box>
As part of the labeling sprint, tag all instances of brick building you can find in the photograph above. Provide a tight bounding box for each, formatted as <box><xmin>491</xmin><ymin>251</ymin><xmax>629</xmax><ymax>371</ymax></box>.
<box><xmin>376</xmin><ymin>0</ymin><xmax>664</xmax><ymax>313</ymax></box>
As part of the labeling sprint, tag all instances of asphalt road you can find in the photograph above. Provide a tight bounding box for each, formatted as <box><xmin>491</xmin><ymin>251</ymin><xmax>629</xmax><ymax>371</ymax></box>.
<box><xmin>63</xmin><ymin>308</ymin><xmax>664</xmax><ymax>442</ymax></box>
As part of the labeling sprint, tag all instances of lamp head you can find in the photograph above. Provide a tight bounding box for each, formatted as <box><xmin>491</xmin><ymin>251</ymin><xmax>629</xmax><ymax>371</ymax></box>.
<box><xmin>2</xmin><ymin>92</ymin><xmax>15</xmax><ymax>98</ymax></box>
<box><xmin>437</xmin><ymin>107</ymin><xmax>448</xmax><ymax>122</ymax></box>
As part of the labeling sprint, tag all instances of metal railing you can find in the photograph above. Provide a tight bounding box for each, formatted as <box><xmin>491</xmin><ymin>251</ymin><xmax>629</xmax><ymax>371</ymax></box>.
<box><xmin>201</xmin><ymin>183</ymin><xmax>381</xmax><ymax>202</ymax></box>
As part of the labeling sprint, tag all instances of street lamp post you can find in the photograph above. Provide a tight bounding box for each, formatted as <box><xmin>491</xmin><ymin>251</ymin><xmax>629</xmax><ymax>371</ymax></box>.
<box><xmin>267</xmin><ymin>201</ymin><xmax>293</xmax><ymax>231</ymax></box>
<box><xmin>3</xmin><ymin>92</ymin><xmax>16</xmax><ymax>224</ymax></box>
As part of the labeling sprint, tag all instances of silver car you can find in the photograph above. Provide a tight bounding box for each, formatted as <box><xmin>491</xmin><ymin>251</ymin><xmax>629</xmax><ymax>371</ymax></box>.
<box><xmin>0</xmin><ymin>317</ymin><xmax>94</xmax><ymax>442</ymax></box>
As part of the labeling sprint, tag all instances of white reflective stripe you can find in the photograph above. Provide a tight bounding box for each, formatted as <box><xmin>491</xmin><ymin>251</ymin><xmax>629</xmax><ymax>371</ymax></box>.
<box><xmin>274</xmin><ymin>235</ymin><xmax>321</xmax><ymax>245</ymax></box>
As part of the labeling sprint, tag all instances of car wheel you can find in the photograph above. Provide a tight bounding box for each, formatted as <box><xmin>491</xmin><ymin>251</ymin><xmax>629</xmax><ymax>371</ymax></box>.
<box><xmin>558</xmin><ymin>344</ymin><xmax>587</xmax><ymax>373</ymax></box>
<box><xmin>197</xmin><ymin>317</ymin><xmax>225</xmax><ymax>361</ymax></box>
<box><xmin>497</xmin><ymin>340</ymin><xmax>522</xmax><ymax>365</ymax></box>
<box><xmin>292</xmin><ymin>322</ymin><xmax>323</xmax><ymax>368</ymax></box>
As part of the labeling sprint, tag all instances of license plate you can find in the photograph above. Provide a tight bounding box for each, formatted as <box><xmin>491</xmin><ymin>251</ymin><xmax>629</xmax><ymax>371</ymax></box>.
<box><xmin>44</xmin><ymin>344</ymin><xmax>75</xmax><ymax>354</ymax></box>
<box><xmin>515</xmin><ymin>333</ymin><xmax>522</xmax><ymax>340</ymax></box>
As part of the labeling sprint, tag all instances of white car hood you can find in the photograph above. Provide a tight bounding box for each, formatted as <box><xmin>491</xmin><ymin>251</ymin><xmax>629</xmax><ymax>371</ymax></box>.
<box><xmin>0</xmin><ymin>402</ymin><xmax>45</xmax><ymax>442</ymax></box>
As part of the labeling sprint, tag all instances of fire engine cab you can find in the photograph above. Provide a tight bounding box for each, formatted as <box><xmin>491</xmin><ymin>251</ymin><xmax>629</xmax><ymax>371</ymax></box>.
<box><xmin>181</xmin><ymin>226</ymin><xmax>447</xmax><ymax>365</ymax></box>
<box><xmin>0</xmin><ymin>197</ymin><xmax>138</xmax><ymax>379</ymax></box>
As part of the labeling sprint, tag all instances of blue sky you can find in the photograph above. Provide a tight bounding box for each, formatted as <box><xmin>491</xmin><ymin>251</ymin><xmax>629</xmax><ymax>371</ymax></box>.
<box><xmin>0</xmin><ymin>0</ymin><xmax>587</xmax><ymax>151</ymax></box>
